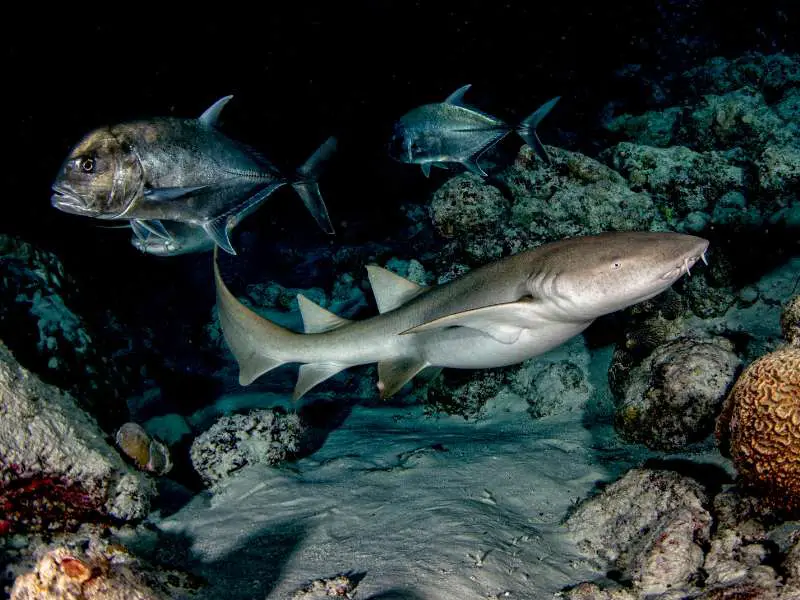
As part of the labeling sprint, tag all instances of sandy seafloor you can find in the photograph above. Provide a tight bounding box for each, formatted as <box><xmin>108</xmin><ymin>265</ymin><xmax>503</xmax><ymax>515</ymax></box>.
<box><xmin>145</xmin><ymin>354</ymin><xmax>739</xmax><ymax>598</ymax></box>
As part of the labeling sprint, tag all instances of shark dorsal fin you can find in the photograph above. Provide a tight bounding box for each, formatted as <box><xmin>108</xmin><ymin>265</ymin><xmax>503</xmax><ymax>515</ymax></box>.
<box><xmin>199</xmin><ymin>95</ymin><xmax>234</xmax><ymax>127</ymax></box>
<box><xmin>444</xmin><ymin>84</ymin><xmax>472</xmax><ymax>106</ymax></box>
<box><xmin>366</xmin><ymin>265</ymin><xmax>427</xmax><ymax>314</ymax></box>
<box><xmin>297</xmin><ymin>294</ymin><xmax>350</xmax><ymax>334</ymax></box>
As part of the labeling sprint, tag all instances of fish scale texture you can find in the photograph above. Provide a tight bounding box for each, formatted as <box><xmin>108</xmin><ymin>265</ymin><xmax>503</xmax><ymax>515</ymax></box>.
<box><xmin>0</xmin><ymin>340</ymin><xmax>154</xmax><ymax>525</ymax></box>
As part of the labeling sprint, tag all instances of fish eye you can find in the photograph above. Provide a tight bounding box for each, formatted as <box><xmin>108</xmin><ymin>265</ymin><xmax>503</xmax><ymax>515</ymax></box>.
<box><xmin>78</xmin><ymin>157</ymin><xmax>96</xmax><ymax>173</ymax></box>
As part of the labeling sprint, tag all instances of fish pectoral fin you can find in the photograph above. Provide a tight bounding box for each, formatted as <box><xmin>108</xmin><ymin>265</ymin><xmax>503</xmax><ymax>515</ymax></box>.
<box><xmin>444</xmin><ymin>84</ymin><xmax>472</xmax><ymax>106</ymax></box>
<box><xmin>294</xmin><ymin>362</ymin><xmax>350</xmax><ymax>400</ymax></box>
<box><xmin>365</xmin><ymin>265</ymin><xmax>427</xmax><ymax>314</ymax></box>
<box><xmin>421</xmin><ymin>163</ymin><xmax>432</xmax><ymax>178</ymax></box>
<box><xmin>377</xmin><ymin>357</ymin><xmax>430</xmax><ymax>399</ymax></box>
<box><xmin>199</xmin><ymin>95</ymin><xmax>234</xmax><ymax>127</ymax></box>
<box><xmin>203</xmin><ymin>216</ymin><xmax>237</xmax><ymax>255</ymax></box>
<box><xmin>297</xmin><ymin>294</ymin><xmax>351</xmax><ymax>333</ymax></box>
<box><xmin>400</xmin><ymin>300</ymin><xmax>539</xmax><ymax>344</ymax></box>
<box><xmin>143</xmin><ymin>185</ymin><xmax>210</xmax><ymax>202</ymax></box>
<box><xmin>132</xmin><ymin>219</ymin><xmax>174</xmax><ymax>242</ymax></box>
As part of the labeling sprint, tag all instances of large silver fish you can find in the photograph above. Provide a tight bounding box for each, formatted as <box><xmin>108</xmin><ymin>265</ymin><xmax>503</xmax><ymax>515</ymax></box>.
<box><xmin>388</xmin><ymin>84</ymin><xmax>560</xmax><ymax>177</ymax></box>
<box><xmin>51</xmin><ymin>95</ymin><xmax>337</xmax><ymax>255</ymax></box>
<box><xmin>214</xmin><ymin>231</ymin><xmax>709</xmax><ymax>400</ymax></box>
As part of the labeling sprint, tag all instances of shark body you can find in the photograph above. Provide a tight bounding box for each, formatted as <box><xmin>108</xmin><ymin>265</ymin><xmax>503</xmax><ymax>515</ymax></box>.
<box><xmin>214</xmin><ymin>231</ymin><xmax>709</xmax><ymax>400</ymax></box>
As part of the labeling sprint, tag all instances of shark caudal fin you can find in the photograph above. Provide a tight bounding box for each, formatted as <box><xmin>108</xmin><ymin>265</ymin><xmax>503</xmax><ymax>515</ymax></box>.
<box><xmin>292</xmin><ymin>136</ymin><xmax>338</xmax><ymax>235</ymax></box>
<box><xmin>213</xmin><ymin>247</ymin><xmax>295</xmax><ymax>385</ymax></box>
<box><xmin>516</xmin><ymin>96</ymin><xmax>560</xmax><ymax>164</ymax></box>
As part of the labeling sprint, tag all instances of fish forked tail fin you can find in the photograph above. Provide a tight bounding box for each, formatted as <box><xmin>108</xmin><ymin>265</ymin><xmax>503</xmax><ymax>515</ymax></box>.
<box><xmin>516</xmin><ymin>96</ymin><xmax>560</xmax><ymax>165</ymax></box>
<box><xmin>213</xmin><ymin>247</ymin><xmax>295</xmax><ymax>386</ymax></box>
<box><xmin>292</xmin><ymin>136</ymin><xmax>338</xmax><ymax>235</ymax></box>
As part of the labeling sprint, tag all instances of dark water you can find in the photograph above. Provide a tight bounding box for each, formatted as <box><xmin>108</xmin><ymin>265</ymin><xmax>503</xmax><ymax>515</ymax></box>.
<box><xmin>3</xmin><ymin>2</ymin><xmax>799</xmax><ymax>408</ymax></box>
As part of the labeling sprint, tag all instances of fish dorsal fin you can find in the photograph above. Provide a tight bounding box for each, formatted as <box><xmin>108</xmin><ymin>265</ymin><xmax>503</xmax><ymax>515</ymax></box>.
<box><xmin>297</xmin><ymin>294</ymin><xmax>350</xmax><ymax>334</ymax></box>
<box><xmin>400</xmin><ymin>299</ymin><xmax>542</xmax><ymax>344</ymax></box>
<box><xmin>294</xmin><ymin>362</ymin><xmax>350</xmax><ymax>400</ymax></box>
<box><xmin>199</xmin><ymin>95</ymin><xmax>234</xmax><ymax>127</ymax></box>
<box><xmin>377</xmin><ymin>357</ymin><xmax>430</xmax><ymax>399</ymax></box>
<box><xmin>444</xmin><ymin>84</ymin><xmax>472</xmax><ymax>106</ymax></box>
<box><xmin>366</xmin><ymin>265</ymin><xmax>427</xmax><ymax>314</ymax></box>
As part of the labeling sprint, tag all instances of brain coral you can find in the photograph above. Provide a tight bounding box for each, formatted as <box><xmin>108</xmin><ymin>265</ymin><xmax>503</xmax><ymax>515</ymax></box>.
<box><xmin>716</xmin><ymin>346</ymin><xmax>800</xmax><ymax>512</ymax></box>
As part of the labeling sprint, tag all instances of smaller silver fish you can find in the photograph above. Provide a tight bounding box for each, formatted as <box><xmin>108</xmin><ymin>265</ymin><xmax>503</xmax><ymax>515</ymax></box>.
<box><xmin>388</xmin><ymin>84</ymin><xmax>560</xmax><ymax>177</ymax></box>
<box><xmin>130</xmin><ymin>221</ymin><xmax>212</xmax><ymax>256</ymax></box>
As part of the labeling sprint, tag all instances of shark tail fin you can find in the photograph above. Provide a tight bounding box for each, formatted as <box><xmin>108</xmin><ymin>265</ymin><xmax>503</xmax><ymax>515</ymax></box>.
<box><xmin>516</xmin><ymin>96</ymin><xmax>560</xmax><ymax>165</ymax></box>
<box><xmin>292</xmin><ymin>136</ymin><xmax>338</xmax><ymax>235</ymax></box>
<box><xmin>213</xmin><ymin>248</ymin><xmax>295</xmax><ymax>385</ymax></box>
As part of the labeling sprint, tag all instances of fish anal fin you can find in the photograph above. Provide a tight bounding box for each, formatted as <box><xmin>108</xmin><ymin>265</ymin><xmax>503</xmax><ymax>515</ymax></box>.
<box><xmin>365</xmin><ymin>265</ymin><xmax>427</xmax><ymax>314</ymax></box>
<box><xmin>400</xmin><ymin>300</ymin><xmax>540</xmax><ymax>344</ymax></box>
<box><xmin>204</xmin><ymin>215</ymin><xmax>237</xmax><ymax>255</ymax></box>
<box><xmin>377</xmin><ymin>357</ymin><xmax>430</xmax><ymax>399</ymax></box>
<box><xmin>294</xmin><ymin>362</ymin><xmax>350</xmax><ymax>400</ymax></box>
<box><xmin>297</xmin><ymin>294</ymin><xmax>350</xmax><ymax>333</ymax></box>
<box><xmin>462</xmin><ymin>159</ymin><xmax>488</xmax><ymax>177</ymax></box>
<box><xmin>444</xmin><ymin>84</ymin><xmax>472</xmax><ymax>106</ymax></box>
<box><xmin>199</xmin><ymin>95</ymin><xmax>234</xmax><ymax>127</ymax></box>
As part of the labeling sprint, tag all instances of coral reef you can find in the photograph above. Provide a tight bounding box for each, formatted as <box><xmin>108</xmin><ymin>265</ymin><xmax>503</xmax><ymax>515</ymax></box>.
<box><xmin>0</xmin><ymin>341</ymin><xmax>154</xmax><ymax>535</ymax></box>
<box><xmin>715</xmin><ymin>346</ymin><xmax>800</xmax><ymax>513</ymax></box>
<box><xmin>0</xmin><ymin>236</ymin><xmax>134</xmax><ymax>428</ymax></box>
<box><xmin>612</xmin><ymin>336</ymin><xmax>741</xmax><ymax>451</ymax></box>
<box><xmin>7</xmin><ymin>525</ymin><xmax>203</xmax><ymax>599</ymax></box>
<box><xmin>426</xmin><ymin>146</ymin><xmax>661</xmax><ymax>264</ymax></box>
<box><xmin>189</xmin><ymin>408</ymin><xmax>304</xmax><ymax>486</ymax></box>
<box><xmin>561</xmin><ymin>467</ymin><xmax>800</xmax><ymax>599</ymax></box>
<box><xmin>781</xmin><ymin>293</ymin><xmax>800</xmax><ymax>346</ymax></box>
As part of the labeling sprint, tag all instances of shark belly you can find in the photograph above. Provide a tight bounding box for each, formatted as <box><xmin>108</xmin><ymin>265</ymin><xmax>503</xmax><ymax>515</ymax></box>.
<box><xmin>418</xmin><ymin>319</ymin><xmax>593</xmax><ymax>369</ymax></box>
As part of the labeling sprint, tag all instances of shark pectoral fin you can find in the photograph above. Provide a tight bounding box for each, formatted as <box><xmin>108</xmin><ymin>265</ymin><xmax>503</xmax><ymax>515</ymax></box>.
<box><xmin>444</xmin><ymin>84</ymin><xmax>472</xmax><ymax>105</ymax></box>
<box><xmin>294</xmin><ymin>362</ymin><xmax>350</xmax><ymax>400</ymax></box>
<box><xmin>421</xmin><ymin>164</ymin><xmax>432</xmax><ymax>178</ymax></box>
<box><xmin>377</xmin><ymin>357</ymin><xmax>430</xmax><ymax>399</ymax></box>
<box><xmin>199</xmin><ymin>95</ymin><xmax>234</xmax><ymax>127</ymax></box>
<box><xmin>203</xmin><ymin>215</ymin><xmax>237</xmax><ymax>255</ymax></box>
<box><xmin>365</xmin><ymin>265</ymin><xmax>427</xmax><ymax>314</ymax></box>
<box><xmin>400</xmin><ymin>300</ymin><xmax>538</xmax><ymax>344</ymax></box>
<box><xmin>297</xmin><ymin>294</ymin><xmax>351</xmax><ymax>333</ymax></box>
<box><xmin>432</xmin><ymin>162</ymin><xmax>449</xmax><ymax>170</ymax></box>
<box><xmin>143</xmin><ymin>185</ymin><xmax>210</xmax><ymax>202</ymax></box>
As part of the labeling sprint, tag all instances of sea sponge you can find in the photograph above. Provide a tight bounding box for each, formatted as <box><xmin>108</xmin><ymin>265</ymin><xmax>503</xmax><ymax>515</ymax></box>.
<box><xmin>716</xmin><ymin>346</ymin><xmax>800</xmax><ymax>512</ymax></box>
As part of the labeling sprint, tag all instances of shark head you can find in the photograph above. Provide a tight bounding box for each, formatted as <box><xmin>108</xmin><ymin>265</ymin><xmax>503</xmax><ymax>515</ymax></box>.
<box><xmin>525</xmin><ymin>231</ymin><xmax>709</xmax><ymax>321</ymax></box>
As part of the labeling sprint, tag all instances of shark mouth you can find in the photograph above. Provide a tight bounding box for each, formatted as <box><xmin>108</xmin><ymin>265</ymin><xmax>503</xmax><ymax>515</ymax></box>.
<box><xmin>684</xmin><ymin>249</ymin><xmax>709</xmax><ymax>277</ymax></box>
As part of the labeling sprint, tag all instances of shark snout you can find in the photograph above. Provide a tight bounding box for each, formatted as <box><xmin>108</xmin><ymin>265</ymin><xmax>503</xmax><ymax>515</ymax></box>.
<box><xmin>664</xmin><ymin>236</ymin><xmax>710</xmax><ymax>280</ymax></box>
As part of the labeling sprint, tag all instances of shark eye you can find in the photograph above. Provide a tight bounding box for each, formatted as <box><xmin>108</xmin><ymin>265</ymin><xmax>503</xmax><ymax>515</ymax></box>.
<box><xmin>79</xmin><ymin>157</ymin><xmax>96</xmax><ymax>173</ymax></box>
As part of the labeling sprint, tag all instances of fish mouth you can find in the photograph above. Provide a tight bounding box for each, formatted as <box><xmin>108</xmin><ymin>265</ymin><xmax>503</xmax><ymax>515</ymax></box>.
<box><xmin>50</xmin><ymin>187</ymin><xmax>91</xmax><ymax>215</ymax></box>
